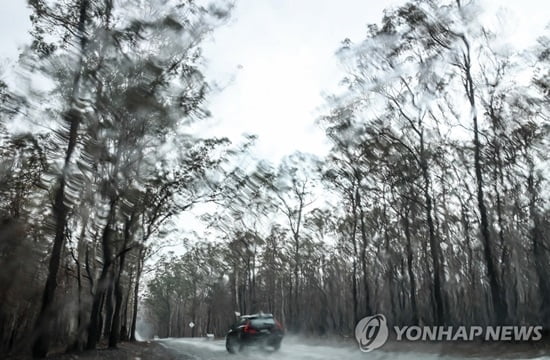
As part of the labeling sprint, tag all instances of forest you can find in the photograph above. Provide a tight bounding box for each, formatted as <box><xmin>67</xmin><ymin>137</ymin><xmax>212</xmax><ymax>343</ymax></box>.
<box><xmin>0</xmin><ymin>0</ymin><xmax>549</xmax><ymax>358</ymax></box>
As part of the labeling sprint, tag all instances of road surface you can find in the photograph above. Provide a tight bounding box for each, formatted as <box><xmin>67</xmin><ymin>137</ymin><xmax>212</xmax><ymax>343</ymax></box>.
<box><xmin>157</xmin><ymin>337</ymin><xmax>550</xmax><ymax>360</ymax></box>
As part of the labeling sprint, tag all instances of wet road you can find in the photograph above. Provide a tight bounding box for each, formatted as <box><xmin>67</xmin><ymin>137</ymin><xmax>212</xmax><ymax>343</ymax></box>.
<box><xmin>157</xmin><ymin>337</ymin><xmax>550</xmax><ymax>360</ymax></box>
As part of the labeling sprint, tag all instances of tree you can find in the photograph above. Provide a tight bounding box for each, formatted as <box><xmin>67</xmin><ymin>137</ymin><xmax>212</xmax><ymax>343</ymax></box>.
<box><xmin>0</xmin><ymin>0</ymin><xmax>234</xmax><ymax>356</ymax></box>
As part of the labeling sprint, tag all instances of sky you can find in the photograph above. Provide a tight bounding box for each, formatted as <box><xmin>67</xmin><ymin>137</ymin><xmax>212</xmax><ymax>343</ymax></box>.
<box><xmin>1</xmin><ymin>0</ymin><xmax>548</xmax><ymax>164</ymax></box>
<box><xmin>198</xmin><ymin>0</ymin><xmax>548</xmax><ymax>163</ymax></box>
<box><xmin>198</xmin><ymin>0</ymin><xmax>398</xmax><ymax>162</ymax></box>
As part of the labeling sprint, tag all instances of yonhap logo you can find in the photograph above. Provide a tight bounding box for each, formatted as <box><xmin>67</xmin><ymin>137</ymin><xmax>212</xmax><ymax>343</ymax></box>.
<box><xmin>354</xmin><ymin>313</ymin><xmax>543</xmax><ymax>352</ymax></box>
<box><xmin>355</xmin><ymin>314</ymin><xmax>389</xmax><ymax>352</ymax></box>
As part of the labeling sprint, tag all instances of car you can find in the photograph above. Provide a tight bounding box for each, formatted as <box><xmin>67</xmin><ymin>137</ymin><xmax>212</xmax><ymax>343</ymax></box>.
<box><xmin>225</xmin><ymin>313</ymin><xmax>284</xmax><ymax>353</ymax></box>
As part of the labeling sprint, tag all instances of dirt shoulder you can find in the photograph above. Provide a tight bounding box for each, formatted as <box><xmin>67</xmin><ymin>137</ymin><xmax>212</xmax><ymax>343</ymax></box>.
<box><xmin>5</xmin><ymin>341</ymin><xmax>186</xmax><ymax>360</ymax></box>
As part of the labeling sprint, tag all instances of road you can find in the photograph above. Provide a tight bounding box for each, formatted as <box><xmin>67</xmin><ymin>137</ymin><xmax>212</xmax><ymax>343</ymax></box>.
<box><xmin>157</xmin><ymin>337</ymin><xmax>550</xmax><ymax>360</ymax></box>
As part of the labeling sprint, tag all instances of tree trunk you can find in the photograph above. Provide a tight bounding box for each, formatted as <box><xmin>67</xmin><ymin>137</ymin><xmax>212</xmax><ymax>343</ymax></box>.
<box><xmin>67</xmin><ymin>215</ymin><xmax>88</xmax><ymax>352</ymax></box>
<box><xmin>419</xmin><ymin>129</ymin><xmax>444</xmax><ymax>325</ymax></box>
<box><xmin>130</xmin><ymin>247</ymin><xmax>144</xmax><ymax>342</ymax></box>
<box><xmin>32</xmin><ymin>3</ymin><xmax>90</xmax><ymax>357</ymax></box>
<box><xmin>121</xmin><ymin>267</ymin><xmax>134</xmax><ymax>341</ymax></box>
<box><xmin>349</xmin><ymin>189</ymin><xmax>359</xmax><ymax>324</ymax></box>
<box><xmin>403</xmin><ymin>203</ymin><xmax>419</xmax><ymax>325</ymax></box>
<box><xmin>461</xmin><ymin>36</ymin><xmax>506</xmax><ymax>323</ymax></box>
<box><xmin>109</xmin><ymin>214</ymin><xmax>134</xmax><ymax>347</ymax></box>
<box><xmin>102</xmin><ymin>269</ymin><xmax>115</xmax><ymax>340</ymax></box>
<box><xmin>86</xmin><ymin>200</ymin><xmax>116</xmax><ymax>349</ymax></box>
<box><xmin>109</xmin><ymin>255</ymin><xmax>126</xmax><ymax>347</ymax></box>
<box><xmin>357</xmin><ymin>188</ymin><xmax>373</xmax><ymax>316</ymax></box>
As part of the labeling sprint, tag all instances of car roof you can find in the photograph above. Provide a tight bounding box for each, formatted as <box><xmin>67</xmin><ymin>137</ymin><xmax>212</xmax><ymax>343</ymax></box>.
<box><xmin>240</xmin><ymin>313</ymin><xmax>273</xmax><ymax>319</ymax></box>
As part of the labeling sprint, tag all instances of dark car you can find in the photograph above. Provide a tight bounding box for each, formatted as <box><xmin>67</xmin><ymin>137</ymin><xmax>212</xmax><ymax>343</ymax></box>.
<box><xmin>225</xmin><ymin>313</ymin><xmax>284</xmax><ymax>353</ymax></box>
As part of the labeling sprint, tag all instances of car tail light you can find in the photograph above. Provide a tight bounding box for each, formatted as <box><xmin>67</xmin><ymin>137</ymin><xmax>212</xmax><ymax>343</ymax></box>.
<box><xmin>275</xmin><ymin>320</ymin><xmax>284</xmax><ymax>331</ymax></box>
<box><xmin>243</xmin><ymin>320</ymin><xmax>257</xmax><ymax>334</ymax></box>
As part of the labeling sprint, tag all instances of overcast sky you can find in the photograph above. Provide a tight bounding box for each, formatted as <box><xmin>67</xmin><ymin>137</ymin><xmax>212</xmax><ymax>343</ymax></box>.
<box><xmin>198</xmin><ymin>0</ymin><xmax>400</xmax><ymax>162</ymax></box>
<box><xmin>1</xmin><ymin>0</ymin><xmax>548</xmax><ymax>163</ymax></box>
<box><xmin>199</xmin><ymin>0</ymin><xmax>548</xmax><ymax>163</ymax></box>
